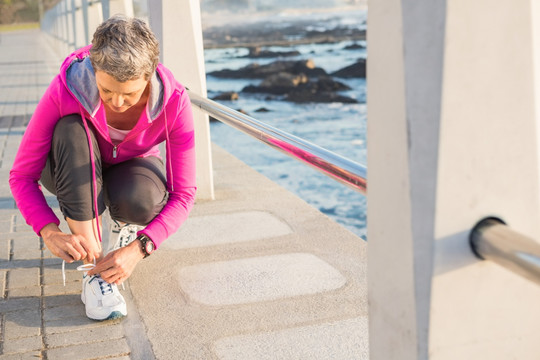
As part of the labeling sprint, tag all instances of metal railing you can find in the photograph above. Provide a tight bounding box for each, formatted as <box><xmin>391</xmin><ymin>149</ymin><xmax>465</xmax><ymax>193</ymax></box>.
<box><xmin>41</xmin><ymin>0</ymin><xmax>133</xmax><ymax>53</ymax></box>
<box><xmin>188</xmin><ymin>91</ymin><xmax>367</xmax><ymax>195</ymax></box>
<box><xmin>470</xmin><ymin>217</ymin><xmax>540</xmax><ymax>287</ymax></box>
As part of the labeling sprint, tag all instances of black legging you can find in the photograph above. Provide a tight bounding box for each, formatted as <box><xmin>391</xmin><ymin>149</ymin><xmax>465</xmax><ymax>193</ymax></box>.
<box><xmin>40</xmin><ymin>114</ymin><xmax>168</xmax><ymax>225</ymax></box>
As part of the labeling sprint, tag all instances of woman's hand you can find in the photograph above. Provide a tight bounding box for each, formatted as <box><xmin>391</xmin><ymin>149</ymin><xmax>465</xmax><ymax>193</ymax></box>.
<box><xmin>87</xmin><ymin>240</ymin><xmax>145</xmax><ymax>285</ymax></box>
<box><xmin>40</xmin><ymin>223</ymin><xmax>101</xmax><ymax>263</ymax></box>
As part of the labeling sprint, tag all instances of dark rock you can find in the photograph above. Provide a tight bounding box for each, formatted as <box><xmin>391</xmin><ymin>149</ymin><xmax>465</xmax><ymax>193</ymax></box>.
<box><xmin>208</xmin><ymin>64</ymin><xmax>259</xmax><ymax>78</ymax></box>
<box><xmin>244</xmin><ymin>46</ymin><xmax>301</xmax><ymax>58</ymax></box>
<box><xmin>285</xmin><ymin>91</ymin><xmax>358</xmax><ymax>104</ymax></box>
<box><xmin>208</xmin><ymin>59</ymin><xmax>327</xmax><ymax>79</ymax></box>
<box><xmin>255</xmin><ymin>107</ymin><xmax>271</xmax><ymax>112</ymax></box>
<box><xmin>344</xmin><ymin>43</ymin><xmax>365</xmax><ymax>50</ymax></box>
<box><xmin>212</xmin><ymin>91</ymin><xmax>239</xmax><ymax>101</ymax></box>
<box><xmin>331</xmin><ymin>58</ymin><xmax>366</xmax><ymax>78</ymax></box>
<box><xmin>236</xmin><ymin>109</ymin><xmax>249</xmax><ymax>116</ymax></box>
<box><xmin>315</xmin><ymin>76</ymin><xmax>351</xmax><ymax>92</ymax></box>
<box><xmin>243</xmin><ymin>72</ymin><xmax>308</xmax><ymax>94</ymax></box>
<box><xmin>242</xmin><ymin>75</ymin><xmax>356</xmax><ymax>104</ymax></box>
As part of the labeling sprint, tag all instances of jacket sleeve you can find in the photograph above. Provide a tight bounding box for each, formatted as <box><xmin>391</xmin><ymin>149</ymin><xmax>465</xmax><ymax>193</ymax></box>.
<box><xmin>9</xmin><ymin>77</ymin><xmax>63</xmax><ymax>235</ymax></box>
<box><xmin>138</xmin><ymin>89</ymin><xmax>197</xmax><ymax>248</ymax></box>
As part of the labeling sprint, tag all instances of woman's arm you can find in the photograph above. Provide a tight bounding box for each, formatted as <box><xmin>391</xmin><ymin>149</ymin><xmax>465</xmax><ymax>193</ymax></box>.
<box><xmin>137</xmin><ymin>89</ymin><xmax>197</xmax><ymax>248</ymax></box>
<box><xmin>9</xmin><ymin>77</ymin><xmax>65</xmax><ymax>235</ymax></box>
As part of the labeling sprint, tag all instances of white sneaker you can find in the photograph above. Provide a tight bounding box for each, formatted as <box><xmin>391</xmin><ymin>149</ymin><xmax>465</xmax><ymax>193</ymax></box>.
<box><xmin>81</xmin><ymin>273</ymin><xmax>127</xmax><ymax>321</ymax></box>
<box><xmin>108</xmin><ymin>221</ymin><xmax>142</xmax><ymax>254</ymax></box>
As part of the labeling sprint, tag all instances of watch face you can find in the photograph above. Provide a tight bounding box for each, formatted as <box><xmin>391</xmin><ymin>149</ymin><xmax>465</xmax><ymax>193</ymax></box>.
<box><xmin>145</xmin><ymin>240</ymin><xmax>155</xmax><ymax>254</ymax></box>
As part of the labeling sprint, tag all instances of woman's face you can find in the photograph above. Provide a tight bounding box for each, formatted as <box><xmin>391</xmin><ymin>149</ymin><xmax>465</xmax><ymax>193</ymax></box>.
<box><xmin>95</xmin><ymin>71</ymin><xmax>149</xmax><ymax>113</ymax></box>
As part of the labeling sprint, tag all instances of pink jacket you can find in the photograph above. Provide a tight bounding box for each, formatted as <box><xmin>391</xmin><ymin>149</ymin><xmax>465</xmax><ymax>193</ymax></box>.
<box><xmin>9</xmin><ymin>46</ymin><xmax>197</xmax><ymax>248</ymax></box>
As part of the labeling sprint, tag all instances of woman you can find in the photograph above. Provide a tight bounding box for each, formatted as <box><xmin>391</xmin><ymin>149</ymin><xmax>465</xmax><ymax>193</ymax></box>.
<box><xmin>9</xmin><ymin>15</ymin><xmax>196</xmax><ymax>321</ymax></box>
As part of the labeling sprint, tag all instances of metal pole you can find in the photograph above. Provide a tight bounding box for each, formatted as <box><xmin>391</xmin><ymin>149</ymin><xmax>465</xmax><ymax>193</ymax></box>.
<box><xmin>101</xmin><ymin>0</ymin><xmax>110</xmax><ymax>20</ymax></box>
<box><xmin>188</xmin><ymin>91</ymin><xmax>367</xmax><ymax>195</ymax></box>
<box><xmin>82</xmin><ymin>0</ymin><xmax>89</xmax><ymax>44</ymax></box>
<box><xmin>71</xmin><ymin>0</ymin><xmax>77</xmax><ymax>49</ymax></box>
<box><xmin>470</xmin><ymin>217</ymin><xmax>540</xmax><ymax>287</ymax></box>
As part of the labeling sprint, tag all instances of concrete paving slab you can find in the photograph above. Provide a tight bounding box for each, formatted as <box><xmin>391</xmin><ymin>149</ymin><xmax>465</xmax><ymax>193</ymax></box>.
<box><xmin>45</xmin><ymin>325</ymin><xmax>124</xmax><ymax>348</ymax></box>
<box><xmin>178</xmin><ymin>252</ymin><xmax>347</xmax><ymax>306</ymax></box>
<box><xmin>4</xmin><ymin>309</ymin><xmax>41</xmax><ymax>339</ymax></box>
<box><xmin>44</xmin><ymin>337</ymin><xmax>130</xmax><ymax>360</ymax></box>
<box><xmin>0</xmin><ymin>351</ymin><xmax>41</xmax><ymax>359</ymax></box>
<box><xmin>7</xmin><ymin>268</ymin><xmax>39</xmax><ymax>289</ymax></box>
<box><xmin>0</xmin><ymin>297</ymin><xmax>40</xmax><ymax>313</ymax></box>
<box><xmin>166</xmin><ymin>210</ymin><xmax>293</xmax><ymax>249</ymax></box>
<box><xmin>214</xmin><ymin>316</ymin><xmax>369</xmax><ymax>360</ymax></box>
<box><xmin>1</xmin><ymin>336</ymin><xmax>42</xmax><ymax>355</ymax></box>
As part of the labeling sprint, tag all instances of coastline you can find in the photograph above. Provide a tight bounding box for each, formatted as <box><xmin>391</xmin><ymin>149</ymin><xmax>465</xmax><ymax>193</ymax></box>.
<box><xmin>203</xmin><ymin>32</ymin><xmax>366</xmax><ymax>50</ymax></box>
<box><xmin>202</xmin><ymin>5</ymin><xmax>367</xmax><ymax>49</ymax></box>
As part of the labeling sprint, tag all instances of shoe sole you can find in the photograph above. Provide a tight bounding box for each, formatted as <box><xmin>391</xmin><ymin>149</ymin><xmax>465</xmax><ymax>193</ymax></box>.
<box><xmin>88</xmin><ymin>310</ymin><xmax>127</xmax><ymax>321</ymax></box>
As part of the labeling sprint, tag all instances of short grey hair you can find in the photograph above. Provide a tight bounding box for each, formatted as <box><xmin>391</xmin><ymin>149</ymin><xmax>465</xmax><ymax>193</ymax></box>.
<box><xmin>90</xmin><ymin>15</ymin><xmax>160</xmax><ymax>82</ymax></box>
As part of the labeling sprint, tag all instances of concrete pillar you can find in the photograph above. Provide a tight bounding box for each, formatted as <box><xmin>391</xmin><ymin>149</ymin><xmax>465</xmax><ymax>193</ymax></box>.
<box><xmin>109</xmin><ymin>0</ymin><xmax>134</xmax><ymax>17</ymax></box>
<box><xmin>86</xmin><ymin>1</ymin><xmax>103</xmax><ymax>40</ymax></box>
<box><xmin>368</xmin><ymin>0</ymin><xmax>540</xmax><ymax>359</ymax></box>
<box><xmin>148</xmin><ymin>0</ymin><xmax>215</xmax><ymax>200</ymax></box>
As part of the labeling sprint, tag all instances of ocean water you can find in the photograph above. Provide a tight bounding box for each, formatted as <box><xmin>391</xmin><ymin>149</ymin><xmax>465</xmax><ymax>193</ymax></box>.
<box><xmin>204</xmin><ymin>8</ymin><xmax>367</xmax><ymax>240</ymax></box>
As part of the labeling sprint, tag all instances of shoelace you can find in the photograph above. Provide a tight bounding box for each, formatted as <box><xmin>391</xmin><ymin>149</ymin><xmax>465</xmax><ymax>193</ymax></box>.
<box><xmin>90</xmin><ymin>274</ymin><xmax>114</xmax><ymax>296</ymax></box>
<box><xmin>60</xmin><ymin>222</ymin><xmax>137</xmax><ymax>288</ymax></box>
<box><xmin>62</xmin><ymin>260</ymin><xmax>122</xmax><ymax>292</ymax></box>
<box><xmin>61</xmin><ymin>259</ymin><xmax>96</xmax><ymax>286</ymax></box>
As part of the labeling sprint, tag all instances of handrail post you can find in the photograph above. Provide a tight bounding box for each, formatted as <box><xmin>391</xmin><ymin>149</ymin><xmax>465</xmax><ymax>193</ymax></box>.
<box><xmin>368</xmin><ymin>0</ymin><xmax>540</xmax><ymax>358</ymax></box>
<box><xmin>148</xmin><ymin>0</ymin><xmax>215</xmax><ymax>200</ymax></box>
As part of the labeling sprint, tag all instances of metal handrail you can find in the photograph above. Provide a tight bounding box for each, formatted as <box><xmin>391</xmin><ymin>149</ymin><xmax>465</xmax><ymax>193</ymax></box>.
<box><xmin>188</xmin><ymin>91</ymin><xmax>367</xmax><ymax>195</ymax></box>
<box><xmin>470</xmin><ymin>217</ymin><xmax>540</xmax><ymax>287</ymax></box>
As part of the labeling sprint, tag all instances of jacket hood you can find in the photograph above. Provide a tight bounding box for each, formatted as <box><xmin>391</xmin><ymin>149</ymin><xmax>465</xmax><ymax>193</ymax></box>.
<box><xmin>60</xmin><ymin>45</ymin><xmax>168</xmax><ymax>121</ymax></box>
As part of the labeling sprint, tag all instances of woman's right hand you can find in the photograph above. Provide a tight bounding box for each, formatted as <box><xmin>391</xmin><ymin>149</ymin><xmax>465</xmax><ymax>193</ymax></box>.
<box><xmin>39</xmin><ymin>223</ymin><xmax>100</xmax><ymax>263</ymax></box>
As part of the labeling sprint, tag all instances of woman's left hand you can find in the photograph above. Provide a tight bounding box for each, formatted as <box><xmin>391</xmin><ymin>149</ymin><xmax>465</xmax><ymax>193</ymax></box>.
<box><xmin>87</xmin><ymin>240</ymin><xmax>145</xmax><ymax>284</ymax></box>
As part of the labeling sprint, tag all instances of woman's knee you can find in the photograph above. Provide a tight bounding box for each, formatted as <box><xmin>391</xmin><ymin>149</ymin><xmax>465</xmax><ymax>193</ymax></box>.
<box><xmin>105</xmin><ymin>159</ymin><xmax>167</xmax><ymax>225</ymax></box>
<box><xmin>52</xmin><ymin>115</ymin><xmax>89</xmax><ymax>152</ymax></box>
<box><xmin>54</xmin><ymin>114</ymin><xmax>85</xmax><ymax>138</ymax></box>
<box><xmin>107</xmin><ymin>187</ymin><xmax>167</xmax><ymax>225</ymax></box>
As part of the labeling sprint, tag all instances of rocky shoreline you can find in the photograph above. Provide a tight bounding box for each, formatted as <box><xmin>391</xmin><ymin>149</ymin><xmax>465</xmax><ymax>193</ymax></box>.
<box><xmin>203</xmin><ymin>20</ymin><xmax>366</xmax><ymax>49</ymax></box>
<box><xmin>209</xmin><ymin>58</ymin><xmax>365</xmax><ymax>104</ymax></box>
<box><xmin>204</xmin><ymin>15</ymin><xmax>366</xmax><ymax>105</ymax></box>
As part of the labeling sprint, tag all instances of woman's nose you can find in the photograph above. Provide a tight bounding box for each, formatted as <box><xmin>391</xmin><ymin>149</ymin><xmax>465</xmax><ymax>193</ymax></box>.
<box><xmin>111</xmin><ymin>94</ymin><xmax>124</xmax><ymax>107</ymax></box>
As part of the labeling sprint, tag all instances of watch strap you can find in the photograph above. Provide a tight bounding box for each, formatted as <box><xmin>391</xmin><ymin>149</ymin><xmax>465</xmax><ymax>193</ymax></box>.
<box><xmin>137</xmin><ymin>234</ymin><xmax>154</xmax><ymax>258</ymax></box>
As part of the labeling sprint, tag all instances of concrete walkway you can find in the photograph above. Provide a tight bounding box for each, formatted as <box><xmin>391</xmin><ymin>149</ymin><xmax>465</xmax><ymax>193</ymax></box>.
<box><xmin>0</xmin><ymin>29</ymin><xmax>368</xmax><ymax>359</ymax></box>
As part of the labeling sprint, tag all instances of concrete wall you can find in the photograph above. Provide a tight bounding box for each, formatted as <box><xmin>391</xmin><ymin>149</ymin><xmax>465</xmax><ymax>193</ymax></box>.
<box><xmin>368</xmin><ymin>0</ymin><xmax>540</xmax><ymax>359</ymax></box>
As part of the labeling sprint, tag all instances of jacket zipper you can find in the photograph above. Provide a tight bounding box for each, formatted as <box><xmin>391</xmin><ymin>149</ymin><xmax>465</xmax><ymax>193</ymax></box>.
<box><xmin>110</xmin><ymin>120</ymin><xmax>155</xmax><ymax>160</ymax></box>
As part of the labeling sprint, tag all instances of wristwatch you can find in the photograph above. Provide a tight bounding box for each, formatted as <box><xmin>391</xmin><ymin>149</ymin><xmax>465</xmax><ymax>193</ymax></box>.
<box><xmin>137</xmin><ymin>234</ymin><xmax>155</xmax><ymax>258</ymax></box>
